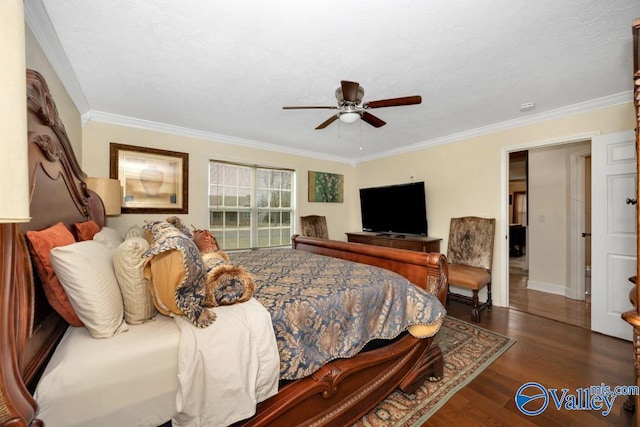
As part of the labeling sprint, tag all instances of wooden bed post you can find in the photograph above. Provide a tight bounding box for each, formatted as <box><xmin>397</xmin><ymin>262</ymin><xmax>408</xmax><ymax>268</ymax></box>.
<box><xmin>622</xmin><ymin>17</ymin><xmax>640</xmax><ymax>427</ymax></box>
<box><xmin>0</xmin><ymin>223</ymin><xmax>41</xmax><ymax>427</ymax></box>
<box><xmin>635</xmin><ymin>19</ymin><xmax>640</xmax><ymax>427</ymax></box>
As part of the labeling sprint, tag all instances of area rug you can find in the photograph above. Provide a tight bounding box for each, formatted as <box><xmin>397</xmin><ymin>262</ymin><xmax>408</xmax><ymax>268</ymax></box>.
<box><xmin>353</xmin><ymin>316</ymin><xmax>516</xmax><ymax>426</ymax></box>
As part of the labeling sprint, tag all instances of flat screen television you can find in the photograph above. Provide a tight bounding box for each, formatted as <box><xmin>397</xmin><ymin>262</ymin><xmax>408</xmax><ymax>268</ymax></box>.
<box><xmin>359</xmin><ymin>181</ymin><xmax>428</xmax><ymax>236</ymax></box>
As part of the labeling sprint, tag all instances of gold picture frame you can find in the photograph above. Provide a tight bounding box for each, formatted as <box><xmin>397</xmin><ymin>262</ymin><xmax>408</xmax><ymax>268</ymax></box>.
<box><xmin>109</xmin><ymin>143</ymin><xmax>188</xmax><ymax>214</ymax></box>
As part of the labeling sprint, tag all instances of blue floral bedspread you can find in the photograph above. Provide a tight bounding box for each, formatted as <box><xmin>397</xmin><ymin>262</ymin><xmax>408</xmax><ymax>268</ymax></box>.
<box><xmin>229</xmin><ymin>249</ymin><xmax>446</xmax><ymax>380</ymax></box>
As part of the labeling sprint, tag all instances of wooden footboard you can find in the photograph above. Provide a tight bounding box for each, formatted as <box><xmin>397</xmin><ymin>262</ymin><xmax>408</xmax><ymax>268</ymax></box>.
<box><xmin>233</xmin><ymin>235</ymin><xmax>448</xmax><ymax>426</ymax></box>
<box><xmin>292</xmin><ymin>235</ymin><xmax>448</xmax><ymax>303</ymax></box>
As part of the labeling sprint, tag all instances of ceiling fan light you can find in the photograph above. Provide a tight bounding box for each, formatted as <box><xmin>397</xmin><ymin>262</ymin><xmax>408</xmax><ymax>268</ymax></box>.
<box><xmin>339</xmin><ymin>112</ymin><xmax>360</xmax><ymax>124</ymax></box>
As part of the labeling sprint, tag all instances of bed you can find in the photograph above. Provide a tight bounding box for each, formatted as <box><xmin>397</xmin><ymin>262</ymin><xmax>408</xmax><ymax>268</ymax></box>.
<box><xmin>0</xmin><ymin>69</ymin><xmax>449</xmax><ymax>427</ymax></box>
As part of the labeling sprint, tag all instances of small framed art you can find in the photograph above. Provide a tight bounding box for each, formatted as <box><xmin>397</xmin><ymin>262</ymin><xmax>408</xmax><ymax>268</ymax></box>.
<box><xmin>308</xmin><ymin>170</ymin><xmax>344</xmax><ymax>203</ymax></box>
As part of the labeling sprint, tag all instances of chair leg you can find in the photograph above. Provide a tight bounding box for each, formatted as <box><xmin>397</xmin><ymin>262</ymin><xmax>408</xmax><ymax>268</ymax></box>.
<box><xmin>471</xmin><ymin>290</ymin><xmax>481</xmax><ymax>322</ymax></box>
<box><xmin>448</xmin><ymin>283</ymin><xmax>491</xmax><ymax>323</ymax></box>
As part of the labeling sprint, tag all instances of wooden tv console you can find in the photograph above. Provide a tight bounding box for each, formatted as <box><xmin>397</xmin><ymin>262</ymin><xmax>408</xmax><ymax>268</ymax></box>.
<box><xmin>346</xmin><ymin>232</ymin><xmax>441</xmax><ymax>253</ymax></box>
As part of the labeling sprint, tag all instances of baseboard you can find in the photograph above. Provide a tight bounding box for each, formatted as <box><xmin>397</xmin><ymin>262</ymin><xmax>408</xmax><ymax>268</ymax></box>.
<box><xmin>526</xmin><ymin>279</ymin><xmax>567</xmax><ymax>296</ymax></box>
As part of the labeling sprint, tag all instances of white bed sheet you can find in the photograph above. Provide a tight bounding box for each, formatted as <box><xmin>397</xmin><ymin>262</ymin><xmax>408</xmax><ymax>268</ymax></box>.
<box><xmin>34</xmin><ymin>315</ymin><xmax>180</xmax><ymax>427</ymax></box>
<box><xmin>173</xmin><ymin>298</ymin><xmax>280</xmax><ymax>426</ymax></box>
<box><xmin>34</xmin><ymin>299</ymin><xmax>280</xmax><ymax>427</ymax></box>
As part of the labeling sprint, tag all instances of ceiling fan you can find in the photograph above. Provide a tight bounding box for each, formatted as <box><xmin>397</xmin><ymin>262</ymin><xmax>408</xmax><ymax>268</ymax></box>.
<box><xmin>283</xmin><ymin>80</ymin><xmax>422</xmax><ymax>130</ymax></box>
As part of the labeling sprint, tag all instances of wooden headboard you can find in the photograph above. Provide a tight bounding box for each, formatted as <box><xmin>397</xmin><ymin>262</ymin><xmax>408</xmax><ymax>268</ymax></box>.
<box><xmin>0</xmin><ymin>69</ymin><xmax>106</xmax><ymax>426</ymax></box>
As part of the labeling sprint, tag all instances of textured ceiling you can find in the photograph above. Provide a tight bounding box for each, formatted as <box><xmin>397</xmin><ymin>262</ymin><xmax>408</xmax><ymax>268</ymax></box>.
<box><xmin>28</xmin><ymin>0</ymin><xmax>640</xmax><ymax>163</ymax></box>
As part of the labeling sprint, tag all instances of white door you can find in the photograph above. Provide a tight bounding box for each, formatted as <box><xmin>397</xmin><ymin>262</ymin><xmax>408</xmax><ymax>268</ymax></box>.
<box><xmin>591</xmin><ymin>130</ymin><xmax>636</xmax><ymax>341</ymax></box>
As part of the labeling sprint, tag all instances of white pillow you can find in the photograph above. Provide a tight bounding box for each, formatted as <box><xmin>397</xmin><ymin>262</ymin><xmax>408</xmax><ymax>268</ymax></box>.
<box><xmin>124</xmin><ymin>224</ymin><xmax>146</xmax><ymax>240</ymax></box>
<box><xmin>50</xmin><ymin>240</ymin><xmax>128</xmax><ymax>338</ymax></box>
<box><xmin>113</xmin><ymin>237</ymin><xmax>157</xmax><ymax>324</ymax></box>
<box><xmin>93</xmin><ymin>227</ymin><xmax>123</xmax><ymax>250</ymax></box>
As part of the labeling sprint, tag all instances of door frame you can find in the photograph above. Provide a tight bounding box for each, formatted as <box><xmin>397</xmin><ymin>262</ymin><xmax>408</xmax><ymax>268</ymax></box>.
<box><xmin>568</xmin><ymin>147</ymin><xmax>591</xmax><ymax>300</ymax></box>
<box><xmin>499</xmin><ymin>131</ymin><xmax>599</xmax><ymax>307</ymax></box>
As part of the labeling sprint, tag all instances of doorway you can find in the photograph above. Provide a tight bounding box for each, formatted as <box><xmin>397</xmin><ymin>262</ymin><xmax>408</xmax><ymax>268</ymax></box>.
<box><xmin>507</xmin><ymin>143</ymin><xmax>591</xmax><ymax>329</ymax></box>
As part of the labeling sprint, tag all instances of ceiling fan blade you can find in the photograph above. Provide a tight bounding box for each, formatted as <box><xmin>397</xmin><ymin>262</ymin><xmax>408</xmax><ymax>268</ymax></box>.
<box><xmin>341</xmin><ymin>81</ymin><xmax>361</xmax><ymax>102</ymax></box>
<box><xmin>283</xmin><ymin>106</ymin><xmax>337</xmax><ymax>110</ymax></box>
<box><xmin>365</xmin><ymin>95</ymin><xmax>422</xmax><ymax>109</ymax></box>
<box><xmin>315</xmin><ymin>115</ymin><xmax>338</xmax><ymax>130</ymax></box>
<box><xmin>361</xmin><ymin>112</ymin><xmax>386</xmax><ymax>128</ymax></box>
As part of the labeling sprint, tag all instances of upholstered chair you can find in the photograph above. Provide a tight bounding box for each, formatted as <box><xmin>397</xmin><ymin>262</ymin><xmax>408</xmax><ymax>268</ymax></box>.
<box><xmin>446</xmin><ymin>216</ymin><xmax>496</xmax><ymax>322</ymax></box>
<box><xmin>300</xmin><ymin>215</ymin><xmax>329</xmax><ymax>239</ymax></box>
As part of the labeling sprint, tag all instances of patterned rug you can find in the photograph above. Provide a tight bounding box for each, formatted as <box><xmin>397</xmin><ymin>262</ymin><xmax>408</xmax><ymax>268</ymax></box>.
<box><xmin>353</xmin><ymin>316</ymin><xmax>516</xmax><ymax>426</ymax></box>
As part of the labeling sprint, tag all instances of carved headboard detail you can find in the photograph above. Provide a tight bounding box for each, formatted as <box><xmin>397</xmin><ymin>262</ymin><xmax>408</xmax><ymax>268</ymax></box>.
<box><xmin>0</xmin><ymin>69</ymin><xmax>106</xmax><ymax>426</ymax></box>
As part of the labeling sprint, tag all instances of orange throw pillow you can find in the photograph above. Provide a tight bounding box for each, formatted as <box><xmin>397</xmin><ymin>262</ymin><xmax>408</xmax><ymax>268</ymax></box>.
<box><xmin>26</xmin><ymin>222</ymin><xmax>84</xmax><ymax>326</ymax></box>
<box><xmin>74</xmin><ymin>220</ymin><xmax>101</xmax><ymax>241</ymax></box>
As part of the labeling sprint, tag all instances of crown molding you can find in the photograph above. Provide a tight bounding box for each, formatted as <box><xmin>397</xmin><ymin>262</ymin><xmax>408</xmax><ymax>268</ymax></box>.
<box><xmin>24</xmin><ymin>0</ymin><xmax>90</xmax><ymax>114</ymax></box>
<box><xmin>90</xmin><ymin>90</ymin><xmax>631</xmax><ymax>166</ymax></box>
<box><xmin>353</xmin><ymin>91</ymin><xmax>633</xmax><ymax>163</ymax></box>
<box><xmin>88</xmin><ymin>110</ymin><xmax>352</xmax><ymax>164</ymax></box>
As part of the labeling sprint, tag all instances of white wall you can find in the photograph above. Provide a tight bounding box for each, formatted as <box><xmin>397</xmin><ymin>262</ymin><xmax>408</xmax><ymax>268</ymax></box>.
<box><xmin>528</xmin><ymin>141</ymin><xmax>590</xmax><ymax>297</ymax></box>
<box><xmin>528</xmin><ymin>145</ymin><xmax>567</xmax><ymax>294</ymax></box>
<box><xmin>528</xmin><ymin>145</ymin><xmax>568</xmax><ymax>294</ymax></box>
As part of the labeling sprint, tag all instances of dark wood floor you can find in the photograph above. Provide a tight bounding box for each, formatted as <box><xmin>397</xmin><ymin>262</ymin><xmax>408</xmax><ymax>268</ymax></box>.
<box><xmin>427</xmin><ymin>300</ymin><xmax>635</xmax><ymax>426</ymax></box>
<box><xmin>509</xmin><ymin>268</ymin><xmax>591</xmax><ymax>329</ymax></box>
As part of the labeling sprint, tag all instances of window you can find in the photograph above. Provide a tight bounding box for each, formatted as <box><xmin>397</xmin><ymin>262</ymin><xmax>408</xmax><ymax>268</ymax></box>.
<box><xmin>208</xmin><ymin>161</ymin><xmax>295</xmax><ymax>250</ymax></box>
<box><xmin>512</xmin><ymin>191</ymin><xmax>527</xmax><ymax>226</ymax></box>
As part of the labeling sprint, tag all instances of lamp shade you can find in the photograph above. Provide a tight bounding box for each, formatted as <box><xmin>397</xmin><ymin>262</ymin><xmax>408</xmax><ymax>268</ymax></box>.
<box><xmin>86</xmin><ymin>178</ymin><xmax>121</xmax><ymax>216</ymax></box>
<box><xmin>0</xmin><ymin>0</ymin><xmax>30</xmax><ymax>223</ymax></box>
